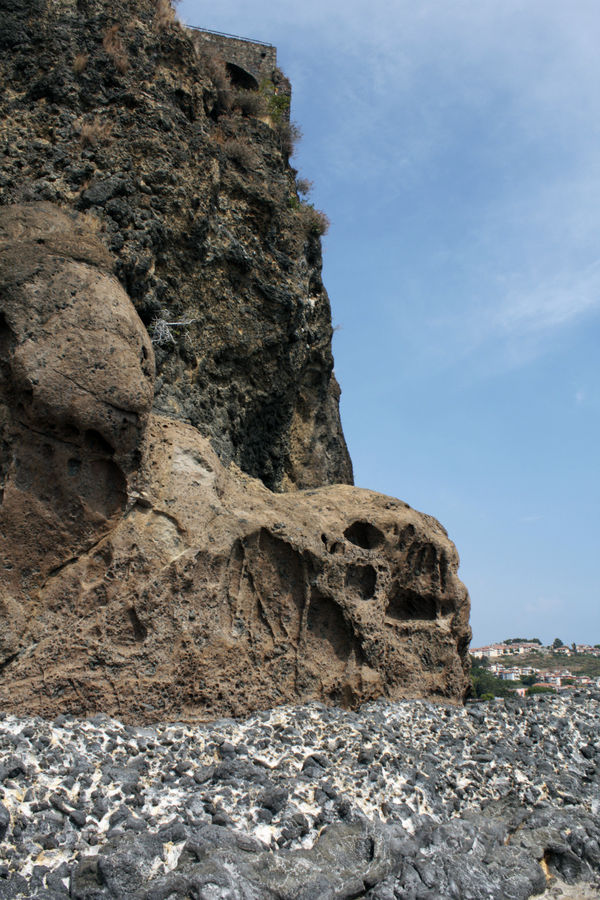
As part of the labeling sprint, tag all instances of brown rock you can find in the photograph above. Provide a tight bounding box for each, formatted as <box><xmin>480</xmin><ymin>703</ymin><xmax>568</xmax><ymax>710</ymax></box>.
<box><xmin>0</xmin><ymin>414</ymin><xmax>470</xmax><ymax>722</ymax></box>
<box><xmin>0</xmin><ymin>204</ymin><xmax>154</xmax><ymax>605</ymax></box>
<box><xmin>0</xmin><ymin>204</ymin><xmax>470</xmax><ymax>723</ymax></box>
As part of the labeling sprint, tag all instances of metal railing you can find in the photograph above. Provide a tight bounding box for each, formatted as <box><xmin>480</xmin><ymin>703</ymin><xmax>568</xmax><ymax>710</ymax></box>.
<box><xmin>185</xmin><ymin>25</ymin><xmax>273</xmax><ymax>49</ymax></box>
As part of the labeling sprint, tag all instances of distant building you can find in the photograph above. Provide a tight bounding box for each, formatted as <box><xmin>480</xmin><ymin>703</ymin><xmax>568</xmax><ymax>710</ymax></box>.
<box><xmin>472</xmin><ymin>644</ymin><xmax>512</xmax><ymax>659</ymax></box>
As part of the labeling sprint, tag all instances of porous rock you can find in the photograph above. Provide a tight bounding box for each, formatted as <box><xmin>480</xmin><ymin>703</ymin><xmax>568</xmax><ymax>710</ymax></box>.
<box><xmin>0</xmin><ymin>204</ymin><xmax>154</xmax><ymax>659</ymax></box>
<box><xmin>0</xmin><ymin>205</ymin><xmax>470</xmax><ymax>722</ymax></box>
<box><xmin>0</xmin><ymin>0</ymin><xmax>352</xmax><ymax>492</ymax></box>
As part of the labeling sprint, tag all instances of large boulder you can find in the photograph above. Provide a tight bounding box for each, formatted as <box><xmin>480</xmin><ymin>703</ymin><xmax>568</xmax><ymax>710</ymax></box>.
<box><xmin>0</xmin><ymin>205</ymin><xmax>470</xmax><ymax>722</ymax></box>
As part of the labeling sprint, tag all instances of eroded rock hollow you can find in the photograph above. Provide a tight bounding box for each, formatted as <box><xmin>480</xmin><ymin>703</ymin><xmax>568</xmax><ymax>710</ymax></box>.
<box><xmin>0</xmin><ymin>0</ymin><xmax>471</xmax><ymax>722</ymax></box>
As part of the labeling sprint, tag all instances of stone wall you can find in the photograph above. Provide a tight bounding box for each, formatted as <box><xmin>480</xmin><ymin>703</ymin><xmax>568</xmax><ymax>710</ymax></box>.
<box><xmin>187</xmin><ymin>28</ymin><xmax>281</xmax><ymax>92</ymax></box>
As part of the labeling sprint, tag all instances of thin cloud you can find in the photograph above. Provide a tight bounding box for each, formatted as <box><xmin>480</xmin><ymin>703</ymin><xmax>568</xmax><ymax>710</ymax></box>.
<box><xmin>494</xmin><ymin>263</ymin><xmax>600</xmax><ymax>339</ymax></box>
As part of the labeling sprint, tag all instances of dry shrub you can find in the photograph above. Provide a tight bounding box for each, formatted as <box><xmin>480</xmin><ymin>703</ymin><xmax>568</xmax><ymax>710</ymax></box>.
<box><xmin>79</xmin><ymin>117</ymin><xmax>113</xmax><ymax>147</ymax></box>
<box><xmin>295</xmin><ymin>177</ymin><xmax>313</xmax><ymax>197</ymax></box>
<box><xmin>73</xmin><ymin>53</ymin><xmax>89</xmax><ymax>74</ymax></box>
<box><xmin>223</xmin><ymin>138</ymin><xmax>259</xmax><ymax>171</ymax></box>
<box><xmin>232</xmin><ymin>90</ymin><xmax>267</xmax><ymax>119</ymax></box>
<box><xmin>301</xmin><ymin>204</ymin><xmax>330</xmax><ymax>237</ymax></box>
<box><xmin>80</xmin><ymin>210</ymin><xmax>103</xmax><ymax>233</ymax></box>
<box><xmin>198</xmin><ymin>48</ymin><xmax>229</xmax><ymax>89</ymax></box>
<box><xmin>277</xmin><ymin>120</ymin><xmax>302</xmax><ymax>158</ymax></box>
<box><xmin>211</xmin><ymin>128</ymin><xmax>226</xmax><ymax>146</ymax></box>
<box><xmin>103</xmin><ymin>25</ymin><xmax>129</xmax><ymax>74</ymax></box>
<box><xmin>154</xmin><ymin>0</ymin><xmax>176</xmax><ymax>30</ymax></box>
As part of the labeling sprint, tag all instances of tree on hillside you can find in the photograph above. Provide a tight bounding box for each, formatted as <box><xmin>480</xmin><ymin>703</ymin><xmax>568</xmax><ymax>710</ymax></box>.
<box><xmin>470</xmin><ymin>654</ymin><xmax>490</xmax><ymax>668</ymax></box>
<box><xmin>470</xmin><ymin>663</ymin><xmax>512</xmax><ymax>699</ymax></box>
<box><xmin>552</xmin><ymin>638</ymin><xmax>564</xmax><ymax>650</ymax></box>
<box><xmin>504</xmin><ymin>638</ymin><xmax>541</xmax><ymax>645</ymax></box>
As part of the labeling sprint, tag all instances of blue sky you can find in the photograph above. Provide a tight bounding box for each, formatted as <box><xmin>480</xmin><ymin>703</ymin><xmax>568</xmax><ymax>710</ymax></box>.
<box><xmin>178</xmin><ymin>0</ymin><xmax>599</xmax><ymax>647</ymax></box>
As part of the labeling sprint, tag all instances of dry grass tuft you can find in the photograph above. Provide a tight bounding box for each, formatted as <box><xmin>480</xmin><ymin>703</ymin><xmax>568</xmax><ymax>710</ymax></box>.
<box><xmin>232</xmin><ymin>90</ymin><xmax>267</xmax><ymax>119</ymax></box>
<box><xmin>154</xmin><ymin>0</ymin><xmax>177</xmax><ymax>30</ymax></box>
<box><xmin>79</xmin><ymin>117</ymin><xmax>113</xmax><ymax>147</ymax></box>
<box><xmin>73</xmin><ymin>53</ymin><xmax>89</xmax><ymax>74</ymax></box>
<box><xmin>197</xmin><ymin>48</ymin><xmax>231</xmax><ymax>99</ymax></box>
<box><xmin>80</xmin><ymin>210</ymin><xmax>103</xmax><ymax>233</ymax></box>
<box><xmin>103</xmin><ymin>25</ymin><xmax>129</xmax><ymax>74</ymax></box>
<box><xmin>277</xmin><ymin>120</ymin><xmax>302</xmax><ymax>158</ymax></box>
<box><xmin>300</xmin><ymin>204</ymin><xmax>330</xmax><ymax>237</ymax></box>
<box><xmin>223</xmin><ymin>138</ymin><xmax>259</xmax><ymax>171</ymax></box>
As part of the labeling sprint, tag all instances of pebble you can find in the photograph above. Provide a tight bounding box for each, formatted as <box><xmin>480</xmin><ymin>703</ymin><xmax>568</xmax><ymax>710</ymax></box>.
<box><xmin>0</xmin><ymin>693</ymin><xmax>598</xmax><ymax>898</ymax></box>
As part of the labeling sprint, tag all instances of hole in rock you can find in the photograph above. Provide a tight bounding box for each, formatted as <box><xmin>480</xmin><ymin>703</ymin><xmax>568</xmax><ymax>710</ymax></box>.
<box><xmin>128</xmin><ymin>606</ymin><xmax>148</xmax><ymax>642</ymax></box>
<box><xmin>85</xmin><ymin>459</ymin><xmax>127</xmax><ymax>518</ymax></box>
<box><xmin>84</xmin><ymin>429</ymin><xmax>115</xmax><ymax>456</ymax></box>
<box><xmin>397</xmin><ymin>523</ymin><xmax>416</xmax><ymax>549</ymax></box>
<box><xmin>345</xmin><ymin>564</ymin><xmax>377</xmax><ymax>600</ymax></box>
<box><xmin>440</xmin><ymin>599</ymin><xmax>454</xmax><ymax>617</ymax></box>
<box><xmin>386</xmin><ymin>586</ymin><xmax>436</xmax><ymax>621</ymax></box>
<box><xmin>307</xmin><ymin>590</ymin><xmax>352</xmax><ymax>661</ymax></box>
<box><xmin>67</xmin><ymin>458</ymin><xmax>82</xmax><ymax>476</ymax></box>
<box><xmin>0</xmin><ymin>312</ymin><xmax>14</xmax><ymax>361</ymax></box>
<box><xmin>343</xmin><ymin>520</ymin><xmax>385</xmax><ymax>550</ymax></box>
<box><xmin>542</xmin><ymin>848</ymin><xmax>582</xmax><ymax>882</ymax></box>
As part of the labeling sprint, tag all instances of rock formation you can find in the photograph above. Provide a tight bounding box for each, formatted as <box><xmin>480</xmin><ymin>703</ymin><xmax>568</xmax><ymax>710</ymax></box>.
<box><xmin>0</xmin><ymin>205</ymin><xmax>470</xmax><ymax>721</ymax></box>
<box><xmin>0</xmin><ymin>0</ymin><xmax>472</xmax><ymax>722</ymax></box>
<box><xmin>0</xmin><ymin>0</ymin><xmax>351</xmax><ymax>492</ymax></box>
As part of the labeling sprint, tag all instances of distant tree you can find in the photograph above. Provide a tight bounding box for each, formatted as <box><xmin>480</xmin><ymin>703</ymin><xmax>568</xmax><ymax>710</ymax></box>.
<box><xmin>571</xmin><ymin>642</ymin><xmax>577</xmax><ymax>652</ymax></box>
<box><xmin>470</xmin><ymin>654</ymin><xmax>490</xmax><ymax>668</ymax></box>
<box><xmin>552</xmin><ymin>638</ymin><xmax>564</xmax><ymax>650</ymax></box>
<box><xmin>527</xmin><ymin>685</ymin><xmax>555</xmax><ymax>695</ymax></box>
<box><xmin>470</xmin><ymin>663</ymin><xmax>512</xmax><ymax>699</ymax></box>
<box><xmin>503</xmin><ymin>637</ymin><xmax>541</xmax><ymax>645</ymax></box>
<box><xmin>520</xmin><ymin>675</ymin><xmax>536</xmax><ymax>686</ymax></box>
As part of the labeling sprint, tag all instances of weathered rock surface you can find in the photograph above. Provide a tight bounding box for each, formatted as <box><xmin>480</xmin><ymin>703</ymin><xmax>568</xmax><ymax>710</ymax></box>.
<box><xmin>0</xmin><ymin>693</ymin><xmax>599</xmax><ymax>898</ymax></box>
<box><xmin>0</xmin><ymin>205</ymin><xmax>470</xmax><ymax>721</ymax></box>
<box><xmin>0</xmin><ymin>204</ymin><xmax>154</xmax><ymax>663</ymax></box>
<box><xmin>0</xmin><ymin>0</ymin><xmax>352</xmax><ymax>491</ymax></box>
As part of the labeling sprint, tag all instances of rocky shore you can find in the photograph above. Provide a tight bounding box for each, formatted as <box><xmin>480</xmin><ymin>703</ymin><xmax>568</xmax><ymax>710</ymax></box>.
<box><xmin>1</xmin><ymin>692</ymin><xmax>599</xmax><ymax>899</ymax></box>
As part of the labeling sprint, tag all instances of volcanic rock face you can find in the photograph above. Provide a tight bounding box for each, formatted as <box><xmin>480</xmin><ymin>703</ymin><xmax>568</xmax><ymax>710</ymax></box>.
<box><xmin>0</xmin><ymin>206</ymin><xmax>470</xmax><ymax>722</ymax></box>
<box><xmin>0</xmin><ymin>0</ymin><xmax>472</xmax><ymax>718</ymax></box>
<box><xmin>0</xmin><ymin>0</ymin><xmax>352</xmax><ymax>491</ymax></box>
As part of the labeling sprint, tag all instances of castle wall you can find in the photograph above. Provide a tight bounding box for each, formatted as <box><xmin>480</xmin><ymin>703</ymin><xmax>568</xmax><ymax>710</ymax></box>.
<box><xmin>187</xmin><ymin>28</ymin><xmax>278</xmax><ymax>87</ymax></box>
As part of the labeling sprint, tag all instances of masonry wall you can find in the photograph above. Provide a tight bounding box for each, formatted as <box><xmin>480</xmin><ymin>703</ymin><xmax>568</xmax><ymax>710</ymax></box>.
<box><xmin>188</xmin><ymin>29</ymin><xmax>278</xmax><ymax>86</ymax></box>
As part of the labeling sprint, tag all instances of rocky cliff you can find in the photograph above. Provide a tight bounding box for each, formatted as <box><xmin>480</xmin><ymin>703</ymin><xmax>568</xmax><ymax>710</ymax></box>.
<box><xmin>0</xmin><ymin>0</ymin><xmax>472</xmax><ymax>721</ymax></box>
<box><xmin>0</xmin><ymin>0</ymin><xmax>351</xmax><ymax>492</ymax></box>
